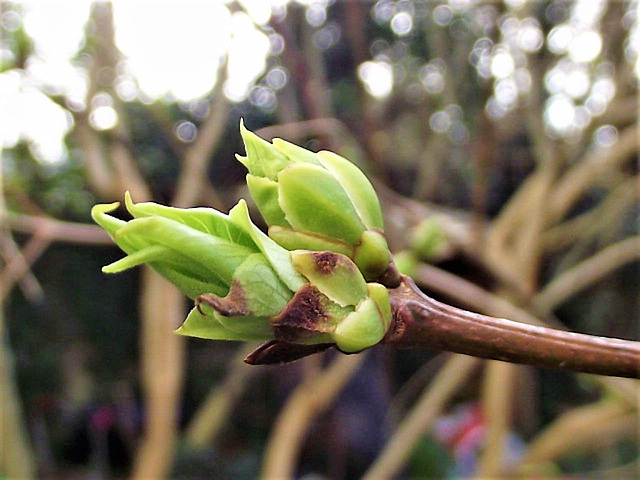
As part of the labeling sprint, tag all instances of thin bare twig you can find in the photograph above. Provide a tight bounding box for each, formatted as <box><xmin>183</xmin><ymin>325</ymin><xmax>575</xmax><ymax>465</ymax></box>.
<box><xmin>261</xmin><ymin>354</ymin><xmax>364</xmax><ymax>479</ymax></box>
<box><xmin>534</xmin><ymin>236</ymin><xmax>640</xmax><ymax>313</ymax></box>
<box><xmin>184</xmin><ymin>344</ymin><xmax>258</xmax><ymax>447</ymax></box>
<box><xmin>474</xmin><ymin>361</ymin><xmax>518</xmax><ymax>478</ymax></box>
<box><xmin>256</xmin><ymin>118</ymin><xmax>351</xmax><ymax>143</ymax></box>
<box><xmin>513</xmin><ymin>400</ymin><xmax>635</xmax><ymax>472</ymax></box>
<box><xmin>0</xmin><ymin>231</ymin><xmax>50</xmax><ymax>303</ymax></box>
<box><xmin>549</xmin><ymin>123</ymin><xmax>639</xmax><ymax>224</ymax></box>
<box><xmin>3</xmin><ymin>212</ymin><xmax>111</xmax><ymax>245</ymax></box>
<box><xmin>362</xmin><ymin>354</ymin><xmax>480</xmax><ymax>480</ymax></box>
<box><xmin>542</xmin><ymin>175</ymin><xmax>638</xmax><ymax>252</ymax></box>
<box><xmin>172</xmin><ymin>62</ymin><xmax>229</xmax><ymax>210</ymax></box>
<box><xmin>0</xmin><ymin>230</ymin><xmax>43</xmax><ymax>302</ymax></box>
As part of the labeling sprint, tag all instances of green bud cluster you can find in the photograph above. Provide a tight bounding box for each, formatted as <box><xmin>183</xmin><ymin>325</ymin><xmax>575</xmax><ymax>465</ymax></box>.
<box><xmin>237</xmin><ymin>121</ymin><xmax>391</xmax><ymax>281</ymax></box>
<box><xmin>92</xmin><ymin>188</ymin><xmax>391</xmax><ymax>354</ymax></box>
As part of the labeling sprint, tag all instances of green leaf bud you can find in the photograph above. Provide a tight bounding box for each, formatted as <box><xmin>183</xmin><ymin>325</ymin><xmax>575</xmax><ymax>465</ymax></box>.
<box><xmin>365</xmin><ymin>282</ymin><xmax>392</xmax><ymax>330</ymax></box>
<box><xmin>316</xmin><ymin>151</ymin><xmax>384</xmax><ymax>230</ymax></box>
<box><xmin>331</xmin><ymin>297</ymin><xmax>387</xmax><ymax>353</ymax></box>
<box><xmin>291</xmin><ymin>250</ymin><xmax>368</xmax><ymax>307</ymax></box>
<box><xmin>268</xmin><ymin>227</ymin><xmax>354</xmax><ymax>258</ymax></box>
<box><xmin>236</xmin><ymin>123</ymin><xmax>392</xmax><ymax>282</ymax></box>
<box><xmin>92</xmin><ymin>121</ymin><xmax>400</xmax><ymax>360</ymax></box>
<box><xmin>272</xmin><ymin>137</ymin><xmax>322</xmax><ymax>165</ymax></box>
<box><xmin>278</xmin><ymin>163</ymin><xmax>365</xmax><ymax>244</ymax></box>
<box><xmin>353</xmin><ymin>230</ymin><xmax>392</xmax><ymax>280</ymax></box>
<box><xmin>392</xmin><ymin>250</ymin><xmax>418</xmax><ymax>278</ymax></box>
<box><xmin>411</xmin><ymin>218</ymin><xmax>448</xmax><ymax>260</ymax></box>
<box><xmin>246</xmin><ymin>174</ymin><xmax>290</xmax><ymax>228</ymax></box>
<box><xmin>238</xmin><ymin>119</ymin><xmax>292</xmax><ymax>180</ymax></box>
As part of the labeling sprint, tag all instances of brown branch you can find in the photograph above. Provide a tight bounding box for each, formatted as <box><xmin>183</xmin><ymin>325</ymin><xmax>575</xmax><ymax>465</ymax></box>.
<box><xmin>385</xmin><ymin>276</ymin><xmax>640</xmax><ymax>379</ymax></box>
<box><xmin>410</xmin><ymin>263</ymin><xmax>640</xmax><ymax>407</ymax></box>
<box><xmin>412</xmin><ymin>263</ymin><xmax>547</xmax><ymax>327</ymax></box>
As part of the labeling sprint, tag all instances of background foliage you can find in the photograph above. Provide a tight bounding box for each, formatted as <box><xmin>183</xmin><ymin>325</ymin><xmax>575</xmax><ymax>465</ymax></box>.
<box><xmin>1</xmin><ymin>1</ymin><xmax>638</xmax><ymax>478</ymax></box>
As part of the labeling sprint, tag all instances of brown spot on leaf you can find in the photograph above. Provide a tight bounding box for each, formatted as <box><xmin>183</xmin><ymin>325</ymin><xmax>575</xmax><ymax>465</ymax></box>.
<box><xmin>196</xmin><ymin>280</ymin><xmax>250</xmax><ymax>317</ymax></box>
<box><xmin>271</xmin><ymin>284</ymin><xmax>332</xmax><ymax>342</ymax></box>
<box><xmin>312</xmin><ymin>251</ymin><xmax>338</xmax><ymax>274</ymax></box>
<box><xmin>244</xmin><ymin>340</ymin><xmax>333</xmax><ymax>365</ymax></box>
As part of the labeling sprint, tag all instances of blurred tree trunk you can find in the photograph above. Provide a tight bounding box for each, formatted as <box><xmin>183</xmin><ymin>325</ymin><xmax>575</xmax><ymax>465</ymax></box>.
<box><xmin>130</xmin><ymin>269</ymin><xmax>185</xmax><ymax>480</ymax></box>
<box><xmin>0</xmin><ymin>309</ymin><xmax>37</xmax><ymax>480</ymax></box>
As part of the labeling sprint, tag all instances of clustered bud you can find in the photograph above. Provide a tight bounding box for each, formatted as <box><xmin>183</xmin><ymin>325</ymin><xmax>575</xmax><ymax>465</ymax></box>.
<box><xmin>92</xmin><ymin>122</ymin><xmax>395</xmax><ymax>362</ymax></box>
<box><xmin>237</xmin><ymin>121</ymin><xmax>391</xmax><ymax>281</ymax></box>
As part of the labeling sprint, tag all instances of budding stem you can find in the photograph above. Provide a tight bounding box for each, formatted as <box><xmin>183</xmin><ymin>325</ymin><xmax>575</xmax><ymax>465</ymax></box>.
<box><xmin>385</xmin><ymin>276</ymin><xmax>640</xmax><ymax>379</ymax></box>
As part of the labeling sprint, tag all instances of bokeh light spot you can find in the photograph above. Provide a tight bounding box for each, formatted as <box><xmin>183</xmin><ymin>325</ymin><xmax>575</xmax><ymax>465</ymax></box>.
<box><xmin>429</xmin><ymin>110</ymin><xmax>450</xmax><ymax>133</ymax></box>
<box><xmin>305</xmin><ymin>4</ymin><xmax>327</xmax><ymax>27</ymax></box>
<box><xmin>433</xmin><ymin>5</ymin><xmax>452</xmax><ymax>26</ymax></box>
<box><xmin>547</xmin><ymin>24</ymin><xmax>574</xmax><ymax>55</ymax></box>
<box><xmin>390</xmin><ymin>11</ymin><xmax>413</xmax><ymax>36</ymax></box>
<box><xmin>175</xmin><ymin>121</ymin><xmax>197</xmax><ymax>143</ymax></box>
<box><xmin>594</xmin><ymin>125</ymin><xmax>618</xmax><ymax>147</ymax></box>
<box><xmin>266</xmin><ymin>67</ymin><xmax>288</xmax><ymax>90</ymax></box>
<box><xmin>545</xmin><ymin>94</ymin><xmax>575</xmax><ymax>134</ymax></box>
<box><xmin>569</xmin><ymin>31</ymin><xmax>602</xmax><ymax>63</ymax></box>
<box><xmin>491</xmin><ymin>51</ymin><xmax>515</xmax><ymax>79</ymax></box>
<box><xmin>358</xmin><ymin>60</ymin><xmax>393</xmax><ymax>98</ymax></box>
<box><xmin>89</xmin><ymin>105</ymin><xmax>118</xmax><ymax>131</ymax></box>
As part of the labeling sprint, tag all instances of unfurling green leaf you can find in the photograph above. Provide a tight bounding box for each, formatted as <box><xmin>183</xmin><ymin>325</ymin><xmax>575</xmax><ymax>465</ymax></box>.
<box><xmin>176</xmin><ymin>306</ymin><xmax>272</xmax><ymax>342</ymax></box>
<box><xmin>229</xmin><ymin>199</ymin><xmax>305</xmax><ymax>292</ymax></box>
<box><xmin>197</xmin><ymin>253</ymin><xmax>292</xmax><ymax>318</ymax></box>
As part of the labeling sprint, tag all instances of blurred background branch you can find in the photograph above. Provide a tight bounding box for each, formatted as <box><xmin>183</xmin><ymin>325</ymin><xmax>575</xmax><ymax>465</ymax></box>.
<box><xmin>1</xmin><ymin>0</ymin><xmax>638</xmax><ymax>478</ymax></box>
